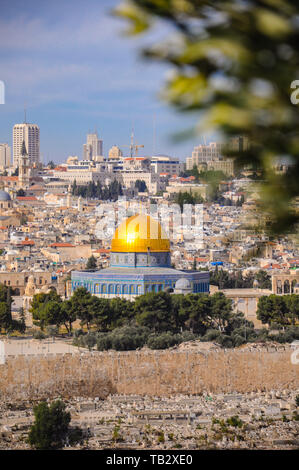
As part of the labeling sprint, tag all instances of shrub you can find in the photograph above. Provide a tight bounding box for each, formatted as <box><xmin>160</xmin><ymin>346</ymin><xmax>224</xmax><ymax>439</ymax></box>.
<box><xmin>32</xmin><ymin>329</ymin><xmax>46</xmax><ymax>340</ymax></box>
<box><xmin>202</xmin><ymin>329</ymin><xmax>221</xmax><ymax>342</ymax></box>
<box><xmin>147</xmin><ymin>332</ymin><xmax>181</xmax><ymax>350</ymax></box>
<box><xmin>73</xmin><ymin>328</ymin><xmax>84</xmax><ymax>338</ymax></box>
<box><xmin>96</xmin><ymin>333</ymin><xmax>112</xmax><ymax>351</ymax></box>
<box><xmin>46</xmin><ymin>325</ymin><xmax>59</xmax><ymax>338</ymax></box>
<box><xmin>179</xmin><ymin>331</ymin><xmax>197</xmax><ymax>342</ymax></box>
<box><xmin>233</xmin><ymin>334</ymin><xmax>247</xmax><ymax>348</ymax></box>
<box><xmin>216</xmin><ymin>334</ymin><xmax>234</xmax><ymax>348</ymax></box>
<box><xmin>226</xmin><ymin>416</ymin><xmax>244</xmax><ymax>428</ymax></box>
<box><xmin>81</xmin><ymin>332</ymin><xmax>97</xmax><ymax>350</ymax></box>
<box><xmin>97</xmin><ymin>326</ymin><xmax>150</xmax><ymax>351</ymax></box>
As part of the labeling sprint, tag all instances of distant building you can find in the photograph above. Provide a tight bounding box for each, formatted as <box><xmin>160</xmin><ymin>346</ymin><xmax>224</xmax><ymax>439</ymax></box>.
<box><xmin>13</xmin><ymin>122</ymin><xmax>40</xmax><ymax>168</ymax></box>
<box><xmin>187</xmin><ymin>142</ymin><xmax>223</xmax><ymax>169</ymax></box>
<box><xmin>165</xmin><ymin>181</ymin><xmax>210</xmax><ymax>200</ymax></box>
<box><xmin>150</xmin><ymin>155</ymin><xmax>185</xmax><ymax>176</ymax></box>
<box><xmin>206</xmin><ymin>159</ymin><xmax>235</xmax><ymax>177</ymax></box>
<box><xmin>83</xmin><ymin>131</ymin><xmax>103</xmax><ymax>161</ymax></box>
<box><xmin>228</xmin><ymin>135</ymin><xmax>250</xmax><ymax>153</ymax></box>
<box><xmin>108</xmin><ymin>145</ymin><xmax>123</xmax><ymax>159</ymax></box>
<box><xmin>0</xmin><ymin>143</ymin><xmax>11</xmax><ymax>169</ymax></box>
<box><xmin>120</xmin><ymin>170</ymin><xmax>162</xmax><ymax>194</ymax></box>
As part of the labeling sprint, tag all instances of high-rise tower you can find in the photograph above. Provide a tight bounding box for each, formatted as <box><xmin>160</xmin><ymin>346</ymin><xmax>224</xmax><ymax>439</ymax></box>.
<box><xmin>83</xmin><ymin>131</ymin><xmax>103</xmax><ymax>161</ymax></box>
<box><xmin>13</xmin><ymin>119</ymin><xmax>40</xmax><ymax>168</ymax></box>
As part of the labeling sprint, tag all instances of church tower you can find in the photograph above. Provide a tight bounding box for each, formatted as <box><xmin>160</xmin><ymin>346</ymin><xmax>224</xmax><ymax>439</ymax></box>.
<box><xmin>19</xmin><ymin>140</ymin><xmax>30</xmax><ymax>189</ymax></box>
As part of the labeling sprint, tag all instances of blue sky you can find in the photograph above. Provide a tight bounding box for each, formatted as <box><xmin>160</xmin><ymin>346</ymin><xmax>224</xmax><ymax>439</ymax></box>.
<box><xmin>0</xmin><ymin>0</ymin><xmax>212</xmax><ymax>163</ymax></box>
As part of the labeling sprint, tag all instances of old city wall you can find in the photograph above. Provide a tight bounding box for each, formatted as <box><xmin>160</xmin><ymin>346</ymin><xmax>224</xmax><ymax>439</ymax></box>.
<box><xmin>0</xmin><ymin>349</ymin><xmax>298</xmax><ymax>401</ymax></box>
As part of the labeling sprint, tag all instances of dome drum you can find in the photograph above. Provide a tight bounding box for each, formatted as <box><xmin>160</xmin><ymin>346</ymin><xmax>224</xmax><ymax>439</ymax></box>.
<box><xmin>110</xmin><ymin>251</ymin><xmax>171</xmax><ymax>268</ymax></box>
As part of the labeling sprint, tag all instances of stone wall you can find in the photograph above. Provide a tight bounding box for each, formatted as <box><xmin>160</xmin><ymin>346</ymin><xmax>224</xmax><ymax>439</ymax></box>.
<box><xmin>0</xmin><ymin>348</ymin><xmax>298</xmax><ymax>401</ymax></box>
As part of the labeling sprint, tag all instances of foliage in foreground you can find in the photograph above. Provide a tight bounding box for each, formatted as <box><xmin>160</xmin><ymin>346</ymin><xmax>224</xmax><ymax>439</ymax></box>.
<box><xmin>115</xmin><ymin>0</ymin><xmax>299</xmax><ymax>234</ymax></box>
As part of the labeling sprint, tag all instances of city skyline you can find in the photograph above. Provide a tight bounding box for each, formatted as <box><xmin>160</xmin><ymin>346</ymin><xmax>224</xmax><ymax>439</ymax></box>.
<box><xmin>0</xmin><ymin>0</ymin><xmax>215</xmax><ymax>164</ymax></box>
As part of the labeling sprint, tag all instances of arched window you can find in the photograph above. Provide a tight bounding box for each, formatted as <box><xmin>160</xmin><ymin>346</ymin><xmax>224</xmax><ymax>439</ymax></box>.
<box><xmin>151</xmin><ymin>284</ymin><xmax>156</xmax><ymax>292</ymax></box>
<box><xmin>137</xmin><ymin>285</ymin><xmax>142</xmax><ymax>294</ymax></box>
<box><xmin>101</xmin><ymin>284</ymin><xmax>107</xmax><ymax>294</ymax></box>
<box><xmin>291</xmin><ymin>279</ymin><xmax>297</xmax><ymax>293</ymax></box>
<box><xmin>108</xmin><ymin>284</ymin><xmax>113</xmax><ymax>294</ymax></box>
<box><xmin>116</xmin><ymin>284</ymin><xmax>121</xmax><ymax>294</ymax></box>
<box><xmin>284</xmin><ymin>279</ymin><xmax>290</xmax><ymax>294</ymax></box>
<box><xmin>277</xmin><ymin>280</ymin><xmax>282</xmax><ymax>294</ymax></box>
<box><xmin>130</xmin><ymin>285</ymin><xmax>134</xmax><ymax>294</ymax></box>
<box><xmin>123</xmin><ymin>285</ymin><xmax>128</xmax><ymax>294</ymax></box>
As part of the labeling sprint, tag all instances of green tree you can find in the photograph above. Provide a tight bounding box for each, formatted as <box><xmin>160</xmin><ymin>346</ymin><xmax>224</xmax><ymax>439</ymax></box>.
<box><xmin>207</xmin><ymin>292</ymin><xmax>234</xmax><ymax>332</ymax></box>
<box><xmin>0</xmin><ymin>284</ymin><xmax>13</xmax><ymax>333</ymax></box>
<box><xmin>255</xmin><ymin>270</ymin><xmax>272</xmax><ymax>290</ymax></box>
<box><xmin>28</xmin><ymin>400</ymin><xmax>71</xmax><ymax>450</ymax></box>
<box><xmin>284</xmin><ymin>294</ymin><xmax>299</xmax><ymax>325</ymax></box>
<box><xmin>18</xmin><ymin>307</ymin><xmax>26</xmax><ymax>334</ymax></box>
<box><xmin>30</xmin><ymin>291</ymin><xmax>62</xmax><ymax>330</ymax></box>
<box><xmin>134</xmin><ymin>291</ymin><xmax>173</xmax><ymax>332</ymax></box>
<box><xmin>0</xmin><ymin>302</ymin><xmax>12</xmax><ymax>333</ymax></box>
<box><xmin>116</xmin><ymin>0</ymin><xmax>299</xmax><ymax>234</ymax></box>
<box><xmin>60</xmin><ymin>300</ymin><xmax>78</xmax><ymax>336</ymax></box>
<box><xmin>178</xmin><ymin>294</ymin><xmax>208</xmax><ymax>334</ymax></box>
<box><xmin>175</xmin><ymin>191</ymin><xmax>203</xmax><ymax>211</ymax></box>
<box><xmin>257</xmin><ymin>294</ymin><xmax>289</xmax><ymax>326</ymax></box>
<box><xmin>86</xmin><ymin>255</ymin><xmax>97</xmax><ymax>270</ymax></box>
<box><xmin>91</xmin><ymin>297</ymin><xmax>114</xmax><ymax>331</ymax></box>
<box><xmin>135</xmin><ymin>179</ymin><xmax>148</xmax><ymax>192</ymax></box>
<box><xmin>69</xmin><ymin>287</ymin><xmax>93</xmax><ymax>330</ymax></box>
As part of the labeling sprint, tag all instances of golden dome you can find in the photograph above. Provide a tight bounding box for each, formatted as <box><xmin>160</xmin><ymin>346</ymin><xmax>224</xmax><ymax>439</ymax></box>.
<box><xmin>111</xmin><ymin>214</ymin><xmax>170</xmax><ymax>253</ymax></box>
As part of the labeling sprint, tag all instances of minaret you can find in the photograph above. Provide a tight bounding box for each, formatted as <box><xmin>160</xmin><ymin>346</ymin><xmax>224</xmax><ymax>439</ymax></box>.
<box><xmin>19</xmin><ymin>140</ymin><xmax>30</xmax><ymax>188</ymax></box>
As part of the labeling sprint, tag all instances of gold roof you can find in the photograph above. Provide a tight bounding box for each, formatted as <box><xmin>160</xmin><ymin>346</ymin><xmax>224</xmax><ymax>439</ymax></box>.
<box><xmin>111</xmin><ymin>214</ymin><xmax>170</xmax><ymax>253</ymax></box>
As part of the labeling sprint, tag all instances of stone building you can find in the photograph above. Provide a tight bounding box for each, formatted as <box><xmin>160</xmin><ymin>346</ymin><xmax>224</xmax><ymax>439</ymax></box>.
<box><xmin>71</xmin><ymin>214</ymin><xmax>209</xmax><ymax>300</ymax></box>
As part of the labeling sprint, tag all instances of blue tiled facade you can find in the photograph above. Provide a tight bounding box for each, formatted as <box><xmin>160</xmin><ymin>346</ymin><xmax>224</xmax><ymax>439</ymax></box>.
<box><xmin>71</xmin><ymin>267</ymin><xmax>209</xmax><ymax>299</ymax></box>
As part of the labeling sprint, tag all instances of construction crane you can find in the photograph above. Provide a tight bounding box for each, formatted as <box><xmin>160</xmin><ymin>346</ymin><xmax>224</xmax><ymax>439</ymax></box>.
<box><xmin>121</xmin><ymin>130</ymin><xmax>144</xmax><ymax>157</ymax></box>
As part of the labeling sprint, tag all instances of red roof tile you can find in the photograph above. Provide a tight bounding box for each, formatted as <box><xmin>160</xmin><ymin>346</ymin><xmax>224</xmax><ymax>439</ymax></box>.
<box><xmin>17</xmin><ymin>196</ymin><xmax>38</xmax><ymax>201</ymax></box>
<box><xmin>49</xmin><ymin>243</ymin><xmax>75</xmax><ymax>248</ymax></box>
